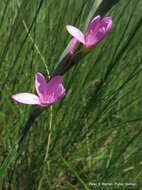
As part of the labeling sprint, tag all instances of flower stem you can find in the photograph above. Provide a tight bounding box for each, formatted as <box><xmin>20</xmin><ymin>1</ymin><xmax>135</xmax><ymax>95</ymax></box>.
<box><xmin>37</xmin><ymin>105</ymin><xmax>53</xmax><ymax>190</ymax></box>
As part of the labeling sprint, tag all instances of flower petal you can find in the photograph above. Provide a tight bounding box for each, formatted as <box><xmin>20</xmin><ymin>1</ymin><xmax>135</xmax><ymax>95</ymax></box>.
<box><xmin>11</xmin><ymin>93</ymin><xmax>40</xmax><ymax>105</ymax></box>
<box><xmin>69</xmin><ymin>38</ymin><xmax>78</xmax><ymax>54</ymax></box>
<box><xmin>35</xmin><ymin>72</ymin><xmax>47</xmax><ymax>99</ymax></box>
<box><xmin>45</xmin><ymin>76</ymin><xmax>66</xmax><ymax>104</ymax></box>
<box><xmin>66</xmin><ymin>25</ymin><xmax>85</xmax><ymax>44</ymax></box>
<box><xmin>85</xmin><ymin>16</ymin><xmax>112</xmax><ymax>47</ymax></box>
<box><xmin>101</xmin><ymin>16</ymin><xmax>112</xmax><ymax>33</ymax></box>
<box><xmin>87</xmin><ymin>15</ymin><xmax>101</xmax><ymax>36</ymax></box>
<box><xmin>85</xmin><ymin>27</ymin><xmax>106</xmax><ymax>47</ymax></box>
<box><xmin>91</xmin><ymin>15</ymin><xmax>101</xmax><ymax>24</ymax></box>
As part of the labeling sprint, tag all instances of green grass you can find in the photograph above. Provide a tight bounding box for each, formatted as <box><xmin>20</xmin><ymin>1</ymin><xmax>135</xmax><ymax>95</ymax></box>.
<box><xmin>0</xmin><ymin>0</ymin><xmax>142</xmax><ymax>189</ymax></box>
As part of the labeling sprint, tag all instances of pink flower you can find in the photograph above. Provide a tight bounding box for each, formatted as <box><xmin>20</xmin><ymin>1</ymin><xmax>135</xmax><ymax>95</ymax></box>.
<box><xmin>11</xmin><ymin>73</ymin><xmax>66</xmax><ymax>107</ymax></box>
<box><xmin>66</xmin><ymin>15</ymin><xmax>112</xmax><ymax>48</ymax></box>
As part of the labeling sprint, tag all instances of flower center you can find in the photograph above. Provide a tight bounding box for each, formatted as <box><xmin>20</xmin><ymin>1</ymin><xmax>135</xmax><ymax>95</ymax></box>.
<box><xmin>40</xmin><ymin>94</ymin><xmax>55</xmax><ymax>103</ymax></box>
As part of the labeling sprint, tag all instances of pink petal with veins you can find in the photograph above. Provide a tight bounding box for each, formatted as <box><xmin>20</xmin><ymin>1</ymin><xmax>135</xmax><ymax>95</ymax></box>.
<box><xmin>86</xmin><ymin>15</ymin><xmax>101</xmax><ymax>36</ymax></box>
<box><xmin>85</xmin><ymin>27</ymin><xmax>106</xmax><ymax>47</ymax></box>
<box><xmin>35</xmin><ymin>72</ymin><xmax>47</xmax><ymax>100</ymax></box>
<box><xmin>45</xmin><ymin>76</ymin><xmax>66</xmax><ymax>104</ymax></box>
<box><xmin>11</xmin><ymin>93</ymin><xmax>40</xmax><ymax>105</ymax></box>
<box><xmin>66</xmin><ymin>25</ymin><xmax>85</xmax><ymax>44</ymax></box>
<box><xmin>101</xmin><ymin>17</ymin><xmax>112</xmax><ymax>33</ymax></box>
